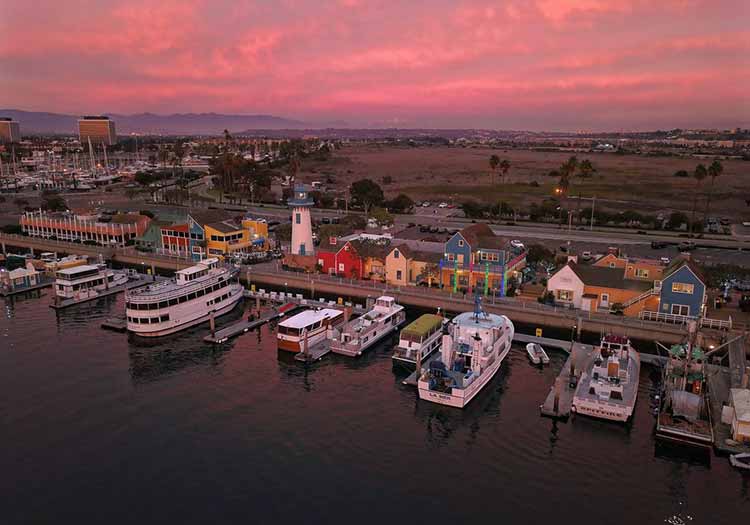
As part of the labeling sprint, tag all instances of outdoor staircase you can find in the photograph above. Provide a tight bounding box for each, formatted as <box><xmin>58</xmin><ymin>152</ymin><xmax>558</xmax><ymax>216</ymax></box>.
<box><xmin>622</xmin><ymin>287</ymin><xmax>656</xmax><ymax>309</ymax></box>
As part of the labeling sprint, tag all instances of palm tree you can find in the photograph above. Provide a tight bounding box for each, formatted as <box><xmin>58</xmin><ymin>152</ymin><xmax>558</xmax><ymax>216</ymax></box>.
<box><xmin>690</xmin><ymin>164</ymin><xmax>708</xmax><ymax>235</ymax></box>
<box><xmin>499</xmin><ymin>159</ymin><xmax>511</xmax><ymax>184</ymax></box>
<box><xmin>703</xmin><ymin>160</ymin><xmax>723</xmax><ymax>223</ymax></box>
<box><xmin>578</xmin><ymin>159</ymin><xmax>595</xmax><ymax>178</ymax></box>
<box><xmin>489</xmin><ymin>154</ymin><xmax>500</xmax><ymax>185</ymax></box>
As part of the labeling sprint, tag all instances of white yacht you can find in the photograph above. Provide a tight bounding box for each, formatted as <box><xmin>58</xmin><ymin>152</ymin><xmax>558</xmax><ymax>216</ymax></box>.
<box><xmin>392</xmin><ymin>313</ymin><xmax>447</xmax><ymax>369</ymax></box>
<box><xmin>54</xmin><ymin>264</ymin><xmax>129</xmax><ymax>301</ymax></box>
<box><xmin>331</xmin><ymin>296</ymin><xmax>405</xmax><ymax>357</ymax></box>
<box><xmin>571</xmin><ymin>335</ymin><xmax>640</xmax><ymax>422</ymax></box>
<box><xmin>125</xmin><ymin>258</ymin><xmax>242</xmax><ymax>337</ymax></box>
<box><xmin>277</xmin><ymin>308</ymin><xmax>345</xmax><ymax>352</ymax></box>
<box><xmin>418</xmin><ymin>297</ymin><xmax>514</xmax><ymax>408</ymax></box>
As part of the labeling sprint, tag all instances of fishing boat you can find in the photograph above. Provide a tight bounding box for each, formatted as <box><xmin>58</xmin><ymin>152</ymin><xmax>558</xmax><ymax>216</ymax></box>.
<box><xmin>526</xmin><ymin>343</ymin><xmax>550</xmax><ymax>365</ymax></box>
<box><xmin>392</xmin><ymin>313</ymin><xmax>447</xmax><ymax>369</ymax></box>
<box><xmin>54</xmin><ymin>264</ymin><xmax>129</xmax><ymax>301</ymax></box>
<box><xmin>571</xmin><ymin>335</ymin><xmax>640</xmax><ymax>422</ymax></box>
<box><xmin>417</xmin><ymin>295</ymin><xmax>514</xmax><ymax>408</ymax></box>
<box><xmin>730</xmin><ymin>453</ymin><xmax>750</xmax><ymax>470</ymax></box>
<box><xmin>277</xmin><ymin>308</ymin><xmax>344</xmax><ymax>352</ymax></box>
<box><xmin>125</xmin><ymin>258</ymin><xmax>242</xmax><ymax>337</ymax></box>
<box><xmin>655</xmin><ymin>334</ymin><xmax>714</xmax><ymax>447</ymax></box>
<box><xmin>331</xmin><ymin>296</ymin><xmax>405</xmax><ymax>357</ymax></box>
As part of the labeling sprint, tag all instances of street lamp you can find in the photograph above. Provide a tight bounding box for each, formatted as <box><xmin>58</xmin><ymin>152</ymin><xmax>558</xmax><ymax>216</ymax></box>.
<box><xmin>284</xmin><ymin>281</ymin><xmax>288</xmax><ymax>294</ymax></box>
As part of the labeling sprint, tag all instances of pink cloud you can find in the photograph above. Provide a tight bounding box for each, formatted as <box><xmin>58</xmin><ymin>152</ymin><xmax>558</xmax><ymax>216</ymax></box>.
<box><xmin>0</xmin><ymin>0</ymin><xmax>747</xmax><ymax>129</ymax></box>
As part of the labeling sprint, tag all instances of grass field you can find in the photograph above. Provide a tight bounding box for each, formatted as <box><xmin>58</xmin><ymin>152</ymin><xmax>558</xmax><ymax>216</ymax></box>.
<box><xmin>298</xmin><ymin>144</ymin><xmax>750</xmax><ymax>220</ymax></box>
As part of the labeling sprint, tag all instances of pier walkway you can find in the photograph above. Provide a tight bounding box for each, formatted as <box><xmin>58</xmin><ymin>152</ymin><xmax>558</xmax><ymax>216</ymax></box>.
<box><xmin>539</xmin><ymin>343</ymin><xmax>595</xmax><ymax>419</ymax></box>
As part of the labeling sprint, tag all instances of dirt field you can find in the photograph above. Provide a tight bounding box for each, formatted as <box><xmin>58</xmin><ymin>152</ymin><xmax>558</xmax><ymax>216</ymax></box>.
<box><xmin>298</xmin><ymin>144</ymin><xmax>750</xmax><ymax>220</ymax></box>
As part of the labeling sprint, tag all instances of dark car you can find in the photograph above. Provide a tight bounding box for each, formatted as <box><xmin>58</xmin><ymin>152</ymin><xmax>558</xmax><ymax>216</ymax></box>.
<box><xmin>678</xmin><ymin>241</ymin><xmax>696</xmax><ymax>252</ymax></box>
<box><xmin>651</xmin><ymin>240</ymin><xmax>667</xmax><ymax>249</ymax></box>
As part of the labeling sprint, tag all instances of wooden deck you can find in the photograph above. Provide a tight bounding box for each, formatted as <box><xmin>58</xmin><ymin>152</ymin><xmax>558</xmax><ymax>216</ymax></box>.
<box><xmin>204</xmin><ymin>309</ymin><xmax>287</xmax><ymax>344</ymax></box>
<box><xmin>539</xmin><ymin>342</ymin><xmax>595</xmax><ymax>420</ymax></box>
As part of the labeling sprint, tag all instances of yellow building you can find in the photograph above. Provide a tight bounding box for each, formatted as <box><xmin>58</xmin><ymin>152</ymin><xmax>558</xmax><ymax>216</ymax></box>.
<box><xmin>205</xmin><ymin>220</ymin><xmax>256</xmax><ymax>258</ymax></box>
<box><xmin>241</xmin><ymin>218</ymin><xmax>270</xmax><ymax>249</ymax></box>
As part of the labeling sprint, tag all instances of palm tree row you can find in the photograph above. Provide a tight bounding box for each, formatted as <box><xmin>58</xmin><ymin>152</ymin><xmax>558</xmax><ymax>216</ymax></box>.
<box><xmin>488</xmin><ymin>155</ymin><xmax>511</xmax><ymax>185</ymax></box>
<box><xmin>689</xmin><ymin>160</ymin><xmax>723</xmax><ymax>235</ymax></box>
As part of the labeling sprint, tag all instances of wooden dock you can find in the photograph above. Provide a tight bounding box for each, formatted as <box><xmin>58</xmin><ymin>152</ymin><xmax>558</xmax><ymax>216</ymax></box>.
<box><xmin>294</xmin><ymin>340</ymin><xmax>332</xmax><ymax>363</ymax></box>
<box><xmin>246</xmin><ymin>289</ymin><xmax>368</xmax><ymax>316</ymax></box>
<box><xmin>203</xmin><ymin>306</ymin><xmax>295</xmax><ymax>344</ymax></box>
<box><xmin>539</xmin><ymin>342</ymin><xmax>595</xmax><ymax>420</ymax></box>
<box><xmin>0</xmin><ymin>279</ymin><xmax>54</xmax><ymax>297</ymax></box>
<box><xmin>101</xmin><ymin>316</ymin><xmax>128</xmax><ymax>332</ymax></box>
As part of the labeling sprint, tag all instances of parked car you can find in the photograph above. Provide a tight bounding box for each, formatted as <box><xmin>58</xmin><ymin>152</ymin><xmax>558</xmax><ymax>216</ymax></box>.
<box><xmin>720</xmin><ymin>218</ymin><xmax>730</xmax><ymax>225</ymax></box>
<box><xmin>331</xmin><ymin>217</ymin><xmax>340</xmax><ymax>225</ymax></box>
<box><xmin>651</xmin><ymin>240</ymin><xmax>667</xmax><ymax>249</ymax></box>
<box><xmin>678</xmin><ymin>241</ymin><xmax>696</xmax><ymax>252</ymax></box>
<box><xmin>510</xmin><ymin>239</ymin><xmax>525</xmax><ymax>249</ymax></box>
<box><xmin>419</xmin><ymin>225</ymin><xmax>430</xmax><ymax>233</ymax></box>
<box><xmin>321</xmin><ymin>217</ymin><xmax>331</xmax><ymax>224</ymax></box>
<box><xmin>438</xmin><ymin>202</ymin><xmax>448</xmax><ymax>208</ymax></box>
<box><xmin>581</xmin><ymin>251</ymin><xmax>592</xmax><ymax>261</ymax></box>
<box><xmin>659</xmin><ymin>256</ymin><xmax>671</xmax><ymax>265</ymax></box>
<box><xmin>422</xmin><ymin>201</ymin><xmax>431</xmax><ymax>207</ymax></box>
<box><xmin>734</xmin><ymin>281</ymin><xmax>750</xmax><ymax>292</ymax></box>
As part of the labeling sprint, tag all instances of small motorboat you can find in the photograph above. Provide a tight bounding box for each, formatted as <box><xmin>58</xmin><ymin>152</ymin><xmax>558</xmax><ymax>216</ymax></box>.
<box><xmin>526</xmin><ymin>343</ymin><xmax>550</xmax><ymax>365</ymax></box>
<box><xmin>730</xmin><ymin>453</ymin><xmax>750</xmax><ymax>470</ymax></box>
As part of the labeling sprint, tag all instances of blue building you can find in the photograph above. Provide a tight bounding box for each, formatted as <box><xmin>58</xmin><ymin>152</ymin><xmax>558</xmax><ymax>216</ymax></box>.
<box><xmin>439</xmin><ymin>223</ymin><xmax>526</xmax><ymax>296</ymax></box>
<box><xmin>657</xmin><ymin>259</ymin><xmax>706</xmax><ymax>317</ymax></box>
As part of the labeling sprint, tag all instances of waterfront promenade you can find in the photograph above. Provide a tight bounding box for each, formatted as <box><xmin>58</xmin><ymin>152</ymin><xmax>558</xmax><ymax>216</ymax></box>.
<box><xmin>0</xmin><ymin>232</ymin><xmax>711</xmax><ymax>344</ymax></box>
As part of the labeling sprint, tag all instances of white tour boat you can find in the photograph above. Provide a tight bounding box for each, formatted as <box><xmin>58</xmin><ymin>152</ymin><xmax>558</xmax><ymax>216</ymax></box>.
<box><xmin>418</xmin><ymin>297</ymin><xmax>514</xmax><ymax>408</ymax></box>
<box><xmin>54</xmin><ymin>264</ymin><xmax>129</xmax><ymax>301</ymax></box>
<box><xmin>331</xmin><ymin>296</ymin><xmax>405</xmax><ymax>357</ymax></box>
<box><xmin>571</xmin><ymin>335</ymin><xmax>641</xmax><ymax>422</ymax></box>
<box><xmin>392</xmin><ymin>313</ymin><xmax>447</xmax><ymax>369</ymax></box>
<box><xmin>125</xmin><ymin>258</ymin><xmax>242</xmax><ymax>337</ymax></box>
<box><xmin>526</xmin><ymin>343</ymin><xmax>550</xmax><ymax>365</ymax></box>
<box><xmin>277</xmin><ymin>308</ymin><xmax>345</xmax><ymax>352</ymax></box>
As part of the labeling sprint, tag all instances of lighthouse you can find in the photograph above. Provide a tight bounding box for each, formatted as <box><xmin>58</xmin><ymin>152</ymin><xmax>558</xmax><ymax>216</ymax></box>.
<box><xmin>288</xmin><ymin>184</ymin><xmax>314</xmax><ymax>255</ymax></box>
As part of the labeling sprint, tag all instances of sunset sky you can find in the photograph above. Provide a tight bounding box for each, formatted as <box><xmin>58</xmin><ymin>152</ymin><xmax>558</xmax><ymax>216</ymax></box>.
<box><xmin>1</xmin><ymin>0</ymin><xmax>748</xmax><ymax>130</ymax></box>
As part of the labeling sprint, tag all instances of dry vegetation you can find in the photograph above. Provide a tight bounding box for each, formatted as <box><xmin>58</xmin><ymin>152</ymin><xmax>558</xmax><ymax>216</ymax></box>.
<box><xmin>298</xmin><ymin>144</ymin><xmax>750</xmax><ymax>220</ymax></box>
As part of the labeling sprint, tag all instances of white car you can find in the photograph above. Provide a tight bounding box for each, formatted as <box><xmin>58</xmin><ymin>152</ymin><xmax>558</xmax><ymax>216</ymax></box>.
<box><xmin>581</xmin><ymin>251</ymin><xmax>592</xmax><ymax>261</ymax></box>
<box><xmin>510</xmin><ymin>240</ymin><xmax>525</xmax><ymax>249</ymax></box>
<box><xmin>438</xmin><ymin>202</ymin><xmax>448</xmax><ymax>208</ymax></box>
<box><xmin>422</xmin><ymin>201</ymin><xmax>431</xmax><ymax>207</ymax></box>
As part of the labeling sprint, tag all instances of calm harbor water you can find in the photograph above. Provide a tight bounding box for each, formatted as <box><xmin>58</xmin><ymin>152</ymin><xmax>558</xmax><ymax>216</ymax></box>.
<box><xmin>1</xmin><ymin>291</ymin><xmax>747</xmax><ymax>525</ymax></box>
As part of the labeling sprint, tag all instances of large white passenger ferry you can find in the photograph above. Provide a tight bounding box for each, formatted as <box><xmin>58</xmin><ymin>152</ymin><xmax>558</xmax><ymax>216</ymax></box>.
<box><xmin>331</xmin><ymin>296</ymin><xmax>405</xmax><ymax>357</ymax></box>
<box><xmin>277</xmin><ymin>308</ymin><xmax>344</xmax><ymax>352</ymax></box>
<box><xmin>418</xmin><ymin>297</ymin><xmax>514</xmax><ymax>408</ymax></box>
<box><xmin>54</xmin><ymin>264</ymin><xmax>129</xmax><ymax>301</ymax></box>
<box><xmin>125</xmin><ymin>258</ymin><xmax>242</xmax><ymax>337</ymax></box>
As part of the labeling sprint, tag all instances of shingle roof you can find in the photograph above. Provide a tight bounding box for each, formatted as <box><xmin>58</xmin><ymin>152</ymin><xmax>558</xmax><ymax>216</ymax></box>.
<box><xmin>189</xmin><ymin>209</ymin><xmax>234</xmax><ymax>227</ymax></box>
<box><xmin>665</xmin><ymin>256</ymin><xmax>705</xmax><ymax>283</ymax></box>
<box><xmin>411</xmin><ymin>250</ymin><xmax>442</xmax><ymax>264</ymax></box>
<box><xmin>351</xmin><ymin>239</ymin><xmax>389</xmax><ymax>259</ymax></box>
<box><xmin>567</xmin><ymin>261</ymin><xmax>652</xmax><ymax>292</ymax></box>
<box><xmin>206</xmin><ymin>220</ymin><xmax>242</xmax><ymax>234</ymax></box>
<box><xmin>459</xmin><ymin>223</ymin><xmax>508</xmax><ymax>250</ymax></box>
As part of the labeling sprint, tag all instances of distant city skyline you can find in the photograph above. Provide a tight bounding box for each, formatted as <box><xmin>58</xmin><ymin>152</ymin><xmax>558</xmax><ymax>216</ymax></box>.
<box><xmin>2</xmin><ymin>0</ymin><xmax>748</xmax><ymax>131</ymax></box>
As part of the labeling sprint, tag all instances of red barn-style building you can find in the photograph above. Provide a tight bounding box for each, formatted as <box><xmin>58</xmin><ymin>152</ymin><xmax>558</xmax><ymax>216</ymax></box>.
<box><xmin>160</xmin><ymin>223</ymin><xmax>190</xmax><ymax>256</ymax></box>
<box><xmin>317</xmin><ymin>239</ymin><xmax>363</xmax><ymax>278</ymax></box>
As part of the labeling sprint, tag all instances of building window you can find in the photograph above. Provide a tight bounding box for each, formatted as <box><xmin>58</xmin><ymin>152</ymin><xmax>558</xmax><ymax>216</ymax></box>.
<box><xmin>672</xmin><ymin>282</ymin><xmax>694</xmax><ymax>294</ymax></box>
<box><xmin>557</xmin><ymin>290</ymin><xmax>573</xmax><ymax>301</ymax></box>
<box><xmin>338</xmin><ymin>263</ymin><xmax>345</xmax><ymax>272</ymax></box>
<box><xmin>295</xmin><ymin>213</ymin><xmax>301</xmax><ymax>225</ymax></box>
<box><xmin>458</xmin><ymin>240</ymin><xmax>464</xmax><ymax>247</ymax></box>
<box><xmin>635</xmin><ymin>268</ymin><xmax>649</xmax><ymax>278</ymax></box>
<box><xmin>446</xmin><ymin>253</ymin><xmax>455</xmax><ymax>262</ymax></box>
<box><xmin>396</xmin><ymin>270</ymin><xmax>402</xmax><ymax>280</ymax></box>
<box><xmin>394</xmin><ymin>250</ymin><xmax>399</xmax><ymax>258</ymax></box>
<box><xmin>609</xmin><ymin>262</ymin><xmax>615</xmax><ymax>268</ymax></box>
<box><xmin>671</xmin><ymin>304</ymin><xmax>690</xmax><ymax>316</ymax></box>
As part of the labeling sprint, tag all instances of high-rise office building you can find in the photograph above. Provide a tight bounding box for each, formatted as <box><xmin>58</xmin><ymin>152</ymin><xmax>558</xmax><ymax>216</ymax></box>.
<box><xmin>0</xmin><ymin>118</ymin><xmax>21</xmax><ymax>143</ymax></box>
<box><xmin>78</xmin><ymin>116</ymin><xmax>117</xmax><ymax>146</ymax></box>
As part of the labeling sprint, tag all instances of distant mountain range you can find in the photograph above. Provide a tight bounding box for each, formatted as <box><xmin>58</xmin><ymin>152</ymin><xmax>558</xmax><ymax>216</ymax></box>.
<box><xmin>0</xmin><ymin>109</ymin><xmax>325</xmax><ymax>135</ymax></box>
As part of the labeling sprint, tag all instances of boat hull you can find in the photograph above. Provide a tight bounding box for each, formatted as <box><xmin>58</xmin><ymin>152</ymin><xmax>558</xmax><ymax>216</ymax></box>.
<box><xmin>418</xmin><ymin>324</ymin><xmax>514</xmax><ymax>409</ymax></box>
<box><xmin>129</xmin><ymin>291</ymin><xmax>242</xmax><ymax>337</ymax></box>
<box><xmin>331</xmin><ymin>311</ymin><xmax>406</xmax><ymax>357</ymax></box>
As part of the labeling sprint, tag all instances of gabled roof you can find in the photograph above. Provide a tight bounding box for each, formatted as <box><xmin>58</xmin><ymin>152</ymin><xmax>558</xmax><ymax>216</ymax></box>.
<box><xmin>389</xmin><ymin>244</ymin><xmax>412</xmax><ymax>259</ymax></box>
<box><xmin>566</xmin><ymin>261</ymin><xmax>651</xmax><ymax>292</ymax></box>
<box><xmin>458</xmin><ymin>223</ymin><xmax>508</xmax><ymax>251</ymax></box>
<box><xmin>664</xmin><ymin>257</ymin><xmax>705</xmax><ymax>284</ymax></box>
<box><xmin>318</xmin><ymin>239</ymin><xmax>355</xmax><ymax>255</ymax></box>
<box><xmin>351</xmin><ymin>239</ymin><xmax>389</xmax><ymax>259</ymax></box>
<box><xmin>206</xmin><ymin>220</ymin><xmax>242</xmax><ymax>234</ymax></box>
<box><xmin>188</xmin><ymin>209</ymin><xmax>234</xmax><ymax>227</ymax></box>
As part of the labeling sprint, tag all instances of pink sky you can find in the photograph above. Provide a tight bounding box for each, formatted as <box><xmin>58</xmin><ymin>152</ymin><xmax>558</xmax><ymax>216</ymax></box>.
<box><xmin>1</xmin><ymin>0</ymin><xmax>748</xmax><ymax>130</ymax></box>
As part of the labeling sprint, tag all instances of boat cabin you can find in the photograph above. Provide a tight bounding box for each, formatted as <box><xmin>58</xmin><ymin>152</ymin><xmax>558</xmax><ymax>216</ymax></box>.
<box><xmin>175</xmin><ymin>258</ymin><xmax>218</xmax><ymax>284</ymax></box>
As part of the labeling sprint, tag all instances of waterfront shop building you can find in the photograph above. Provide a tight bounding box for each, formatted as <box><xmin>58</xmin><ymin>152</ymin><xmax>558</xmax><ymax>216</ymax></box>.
<box><xmin>439</xmin><ymin>224</ymin><xmax>526</xmax><ymax>296</ymax></box>
<box><xmin>385</xmin><ymin>245</ymin><xmax>442</xmax><ymax>287</ymax></box>
<box><xmin>20</xmin><ymin>210</ymin><xmax>150</xmax><ymax>246</ymax></box>
<box><xmin>317</xmin><ymin>239</ymin><xmax>363</xmax><ymax>278</ymax></box>
<box><xmin>78</xmin><ymin>116</ymin><xmax>117</xmax><ymax>146</ymax></box>
<box><xmin>0</xmin><ymin>262</ymin><xmax>40</xmax><ymax>293</ymax></box>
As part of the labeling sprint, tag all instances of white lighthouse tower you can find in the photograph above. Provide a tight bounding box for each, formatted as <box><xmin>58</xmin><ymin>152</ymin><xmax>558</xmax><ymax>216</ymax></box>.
<box><xmin>288</xmin><ymin>183</ymin><xmax>314</xmax><ymax>255</ymax></box>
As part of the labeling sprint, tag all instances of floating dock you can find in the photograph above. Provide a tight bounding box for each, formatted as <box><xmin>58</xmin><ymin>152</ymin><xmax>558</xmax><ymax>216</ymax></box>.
<box><xmin>0</xmin><ymin>279</ymin><xmax>54</xmax><ymax>297</ymax></box>
<box><xmin>101</xmin><ymin>316</ymin><xmax>128</xmax><ymax>332</ymax></box>
<box><xmin>539</xmin><ymin>342</ymin><xmax>595</xmax><ymax>420</ymax></box>
<box><xmin>204</xmin><ymin>303</ymin><xmax>298</xmax><ymax>344</ymax></box>
<box><xmin>246</xmin><ymin>289</ymin><xmax>368</xmax><ymax>316</ymax></box>
<box><xmin>294</xmin><ymin>340</ymin><xmax>332</xmax><ymax>363</ymax></box>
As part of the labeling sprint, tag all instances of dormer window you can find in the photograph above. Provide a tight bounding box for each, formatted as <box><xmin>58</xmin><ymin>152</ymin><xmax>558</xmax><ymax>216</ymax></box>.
<box><xmin>394</xmin><ymin>250</ymin><xmax>399</xmax><ymax>258</ymax></box>
<box><xmin>458</xmin><ymin>239</ymin><xmax>464</xmax><ymax>247</ymax></box>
